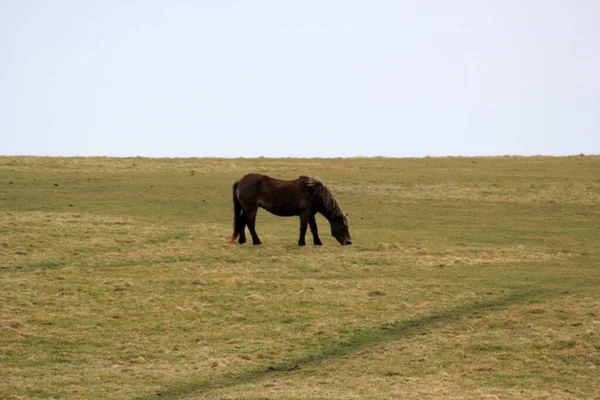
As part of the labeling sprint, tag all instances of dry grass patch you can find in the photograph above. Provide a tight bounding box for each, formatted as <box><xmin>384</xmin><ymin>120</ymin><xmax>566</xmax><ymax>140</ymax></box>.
<box><xmin>0</xmin><ymin>211</ymin><xmax>227</xmax><ymax>272</ymax></box>
<box><xmin>336</xmin><ymin>181</ymin><xmax>600</xmax><ymax>205</ymax></box>
<box><xmin>372</xmin><ymin>243</ymin><xmax>573</xmax><ymax>269</ymax></box>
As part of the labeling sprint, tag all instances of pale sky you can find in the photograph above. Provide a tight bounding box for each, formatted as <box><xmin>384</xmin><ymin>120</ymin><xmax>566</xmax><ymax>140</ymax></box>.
<box><xmin>1</xmin><ymin>1</ymin><xmax>599</xmax><ymax>158</ymax></box>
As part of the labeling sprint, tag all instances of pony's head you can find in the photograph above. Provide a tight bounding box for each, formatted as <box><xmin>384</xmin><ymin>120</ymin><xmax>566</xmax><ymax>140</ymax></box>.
<box><xmin>300</xmin><ymin>176</ymin><xmax>352</xmax><ymax>245</ymax></box>
<box><xmin>330</xmin><ymin>213</ymin><xmax>352</xmax><ymax>245</ymax></box>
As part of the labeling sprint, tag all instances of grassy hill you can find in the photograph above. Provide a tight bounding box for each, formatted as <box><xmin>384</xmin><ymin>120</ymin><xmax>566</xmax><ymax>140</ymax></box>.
<box><xmin>1</xmin><ymin>156</ymin><xmax>599</xmax><ymax>399</ymax></box>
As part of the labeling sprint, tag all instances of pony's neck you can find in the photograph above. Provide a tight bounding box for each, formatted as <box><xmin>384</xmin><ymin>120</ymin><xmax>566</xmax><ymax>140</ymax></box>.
<box><xmin>319</xmin><ymin>209</ymin><xmax>333</xmax><ymax>222</ymax></box>
<box><xmin>318</xmin><ymin>200</ymin><xmax>338</xmax><ymax>223</ymax></box>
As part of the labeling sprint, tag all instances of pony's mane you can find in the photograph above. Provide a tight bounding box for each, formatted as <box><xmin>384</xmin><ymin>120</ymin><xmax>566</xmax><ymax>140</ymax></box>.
<box><xmin>299</xmin><ymin>176</ymin><xmax>345</xmax><ymax>219</ymax></box>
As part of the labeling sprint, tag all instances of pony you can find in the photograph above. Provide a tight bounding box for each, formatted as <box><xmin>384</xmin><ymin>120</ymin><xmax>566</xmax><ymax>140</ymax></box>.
<box><xmin>229</xmin><ymin>174</ymin><xmax>352</xmax><ymax>246</ymax></box>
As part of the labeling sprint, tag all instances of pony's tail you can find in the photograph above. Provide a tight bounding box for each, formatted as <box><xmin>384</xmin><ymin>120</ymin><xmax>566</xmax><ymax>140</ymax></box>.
<box><xmin>229</xmin><ymin>182</ymin><xmax>242</xmax><ymax>243</ymax></box>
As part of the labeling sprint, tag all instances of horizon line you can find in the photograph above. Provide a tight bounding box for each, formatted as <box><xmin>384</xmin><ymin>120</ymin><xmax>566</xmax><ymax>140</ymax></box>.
<box><xmin>0</xmin><ymin>154</ymin><xmax>597</xmax><ymax>160</ymax></box>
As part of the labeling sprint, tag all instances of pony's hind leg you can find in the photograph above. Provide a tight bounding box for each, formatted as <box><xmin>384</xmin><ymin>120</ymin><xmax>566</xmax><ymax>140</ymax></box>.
<box><xmin>246</xmin><ymin>210</ymin><xmax>262</xmax><ymax>245</ymax></box>
<box><xmin>238</xmin><ymin>210</ymin><xmax>248</xmax><ymax>244</ymax></box>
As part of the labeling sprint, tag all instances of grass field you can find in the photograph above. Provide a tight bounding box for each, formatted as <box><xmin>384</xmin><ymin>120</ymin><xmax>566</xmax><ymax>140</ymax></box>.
<box><xmin>1</xmin><ymin>156</ymin><xmax>599</xmax><ymax>399</ymax></box>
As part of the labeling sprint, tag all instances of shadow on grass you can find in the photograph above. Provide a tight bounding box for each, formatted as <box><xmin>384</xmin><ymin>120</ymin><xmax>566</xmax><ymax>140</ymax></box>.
<box><xmin>136</xmin><ymin>288</ymin><xmax>556</xmax><ymax>400</ymax></box>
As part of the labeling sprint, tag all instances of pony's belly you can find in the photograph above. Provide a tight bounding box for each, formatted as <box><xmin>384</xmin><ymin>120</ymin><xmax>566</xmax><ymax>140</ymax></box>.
<box><xmin>260</xmin><ymin>205</ymin><xmax>298</xmax><ymax>217</ymax></box>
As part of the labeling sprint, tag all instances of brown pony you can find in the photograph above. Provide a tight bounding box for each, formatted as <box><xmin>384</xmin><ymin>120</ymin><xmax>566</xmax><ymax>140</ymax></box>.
<box><xmin>229</xmin><ymin>174</ymin><xmax>352</xmax><ymax>246</ymax></box>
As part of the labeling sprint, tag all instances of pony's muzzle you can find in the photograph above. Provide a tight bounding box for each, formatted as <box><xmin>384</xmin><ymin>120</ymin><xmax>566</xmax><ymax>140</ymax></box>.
<box><xmin>344</xmin><ymin>240</ymin><xmax>352</xmax><ymax>246</ymax></box>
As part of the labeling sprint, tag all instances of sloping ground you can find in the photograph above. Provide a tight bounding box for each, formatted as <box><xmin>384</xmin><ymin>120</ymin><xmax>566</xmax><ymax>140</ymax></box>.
<box><xmin>1</xmin><ymin>156</ymin><xmax>599</xmax><ymax>399</ymax></box>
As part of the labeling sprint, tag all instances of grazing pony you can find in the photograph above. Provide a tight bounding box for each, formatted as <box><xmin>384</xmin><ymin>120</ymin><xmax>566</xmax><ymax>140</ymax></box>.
<box><xmin>229</xmin><ymin>174</ymin><xmax>352</xmax><ymax>246</ymax></box>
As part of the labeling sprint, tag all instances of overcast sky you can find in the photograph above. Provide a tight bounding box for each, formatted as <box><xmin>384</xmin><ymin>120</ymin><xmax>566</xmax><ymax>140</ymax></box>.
<box><xmin>1</xmin><ymin>1</ymin><xmax>599</xmax><ymax>158</ymax></box>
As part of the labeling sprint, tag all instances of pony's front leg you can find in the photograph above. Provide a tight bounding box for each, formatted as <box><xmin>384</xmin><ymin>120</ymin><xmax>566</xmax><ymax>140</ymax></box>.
<box><xmin>298</xmin><ymin>212</ymin><xmax>310</xmax><ymax>246</ymax></box>
<box><xmin>309</xmin><ymin>214</ymin><xmax>322</xmax><ymax>246</ymax></box>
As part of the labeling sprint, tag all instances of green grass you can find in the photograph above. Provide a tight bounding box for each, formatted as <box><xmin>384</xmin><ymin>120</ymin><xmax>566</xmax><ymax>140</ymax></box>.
<box><xmin>1</xmin><ymin>155</ymin><xmax>599</xmax><ymax>399</ymax></box>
